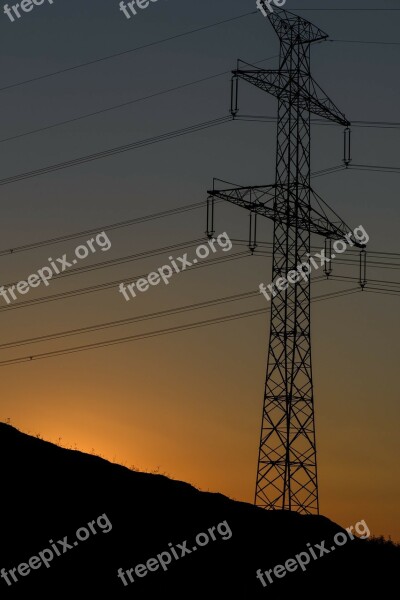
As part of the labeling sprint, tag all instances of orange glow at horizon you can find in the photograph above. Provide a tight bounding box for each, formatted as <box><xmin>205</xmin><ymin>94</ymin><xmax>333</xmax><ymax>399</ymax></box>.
<box><xmin>2</xmin><ymin>297</ymin><xmax>399</xmax><ymax>544</ymax></box>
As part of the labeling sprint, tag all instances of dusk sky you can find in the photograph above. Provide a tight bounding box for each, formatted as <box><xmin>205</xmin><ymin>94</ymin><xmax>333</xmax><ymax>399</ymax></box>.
<box><xmin>0</xmin><ymin>1</ymin><xmax>399</xmax><ymax>541</ymax></box>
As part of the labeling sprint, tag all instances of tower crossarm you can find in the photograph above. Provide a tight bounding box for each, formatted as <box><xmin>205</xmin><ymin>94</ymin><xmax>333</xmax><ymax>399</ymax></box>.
<box><xmin>208</xmin><ymin>184</ymin><xmax>365</xmax><ymax>248</ymax></box>
<box><xmin>207</xmin><ymin>184</ymin><xmax>276</xmax><ymax>220</ymax></box>
<box><xmin>233</xmin><ymin>66</ymin><xmax>350</xmax><ymax>127</ymax></box>
<box><xmin>304</xmin><ymin>189</ymin><xmax>365</xmax><ymax>247</ymax></box>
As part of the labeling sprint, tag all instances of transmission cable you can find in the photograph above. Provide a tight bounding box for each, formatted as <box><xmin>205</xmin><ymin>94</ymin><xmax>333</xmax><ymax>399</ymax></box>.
<box><xmin>0</xmin><ymin>251</ymin><xmax>251</xmax><ymax>312</ymax></box>
<box><xmin>0</xmin><ymin>287</ymin><xmax>362</xmax><ymax>367</ymax></box>
<box><xmin>0</xmin><ymin>11</ymin><xmax>258</xmax><ymax>94</ymax></box>
<box><xmin>0</xmin><ymin>116</ymin><xmax>231</xmax><ymax>187</ymax></box>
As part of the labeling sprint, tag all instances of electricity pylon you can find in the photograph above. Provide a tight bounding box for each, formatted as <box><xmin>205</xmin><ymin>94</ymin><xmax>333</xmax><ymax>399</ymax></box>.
<box><xmin>206</xmin><ymin>7</ymin><xmax>365</xmax><ymax>514</ymax></box>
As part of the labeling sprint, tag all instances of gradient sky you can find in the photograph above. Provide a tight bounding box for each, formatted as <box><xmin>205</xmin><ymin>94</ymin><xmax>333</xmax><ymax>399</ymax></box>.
<box><xmin>0</xmin><ymin>0</ymin><xmax>399</xmax><ymax>541</ymax></box>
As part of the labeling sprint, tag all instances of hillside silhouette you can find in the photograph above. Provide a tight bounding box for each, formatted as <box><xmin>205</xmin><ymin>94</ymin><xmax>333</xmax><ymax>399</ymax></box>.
<box><xmin>0</xmin><ymin>423</ymin><xmax>397</xmax><ymax>597</ymax></box>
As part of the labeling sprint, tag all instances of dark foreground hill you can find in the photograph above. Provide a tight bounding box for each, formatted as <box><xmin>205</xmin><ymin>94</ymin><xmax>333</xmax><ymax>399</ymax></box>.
<box><xmin>0</xmin><ymin>423</ymin><xmax>398</xmax><ymax>597</ymax></box>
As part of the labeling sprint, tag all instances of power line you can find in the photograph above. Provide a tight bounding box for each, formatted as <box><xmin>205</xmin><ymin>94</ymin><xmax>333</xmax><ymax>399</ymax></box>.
<box><xmin>33</xmin><ymin>230</ymin><xmax>398</xmax><ymax>288</ymax></box>
<box><xmin>0</xmin><ymin>251</ymin><xmax>251</xmax><ymax>312</ymax></box>
<box><xmin>310</xmin><ymin>165</ymin><xmax>347</xmax><ymax>178</ymax></box>
<box><xmin>236</xmin><ymin>115</ymin><xmax>400</xmax><ymax>131</ymax></box>
<box><xmin>329</xmin><ymin>275</ymin><xmax>400</xmax><ymax>288</ymax></box>
<box><xmin>0</xmin><ymin>81</ymin><xmax>228</xmax><ymax>145</ymax></box>
<box><xmin>331</xmin><ymin>38</ymin><xmax>400</xmax><ymax>46</ymax></box>
<box><xmin>0</xmin><ymin>11</ymin><xmax>258</xmax><ymax>94</ymax></box>
<box><xmin>6</xmin><ymin>241</ymin><xmax>398</xmax><ymax>290</ymax></box>
<box><xmin>0</xmin><ymin>238</ymin><xmax>207</xmax><ymax>288</ymax></box>
<box><xmin>0</xmin><ymin>52</ymin><xmax>396</xmax><ymax>147</ymax></box>
<box><xmin>1</xmin><ymin>236</ymin><xmax>398</xmax><ymax>307</ymax></box>
<box><xmin>0</xmin><ymin>288</ymin><xmax>362</xmax><ymax>367</ymax></box>
<box><xmin>0</xmin><ymin>201</ymin><xmax>208</xmax><ymax>256</ymax></box>
<box><xmin>0</xmin><ymin>49</ymin><xmax>395</xmax><ymax>148</ymax></box>
<box><xmin>0</xmin><ymin>234</ymin><xmax>396</xmax><ymax>314</ymax></box>
<box><xmin>331</xmin><ymin>260</ymin><xmax>400</xmax><ymax>271</ymax></box>
<box><xmin>1</xmin><ymin>195</ymin><xmax>399</xmax><ymax>261</ymax></box>
<box><xmin>0</xmin><ymin>121</ymin><xmax>359</xmax><ymax>189</ymax></box>
<box><xmin>313</xmin><ymin>163</ymin><xmax>400</xmax><ymax>176</ymax></box>
<box><xmin>350</xmin><ymin>164</ymin><xmax>400</xmax><ymax>174</ymax></box>
<box><xmin>0</xmin><ymin>116</ymin><xmax>232</xmax><ymax>187</ymax></box>
<box><xmin>0</xmin><ymin>290</ymin><xmax>260</xmax><ymax>350</ymax></box>
<box><xmin>0</xmin><ymin>57</ymin><xmax>279</xmax><ymax>145</ymax></box>
<box><xmin>7</xmin><ymin>10</ymin><xmax>389</xmax><ymax>103</ymax></box>
<box><xmin>351</xmin><ymin>120</ymin><xmax>396</xmax><ymax>130</ymax></box>
<box><xmin>2</xmin><ymin>212</ymin><xmax>397</xmax><ymax>286</ymax></box>
<box><xmin>365</xmin><ymin>288</ymin><xmax>400</xmax><ymax>296</ymax></box>
<box><xmin>2</xmin><ymin>274</ymin><xmax>397</xmax><ymax>351</ymax></box>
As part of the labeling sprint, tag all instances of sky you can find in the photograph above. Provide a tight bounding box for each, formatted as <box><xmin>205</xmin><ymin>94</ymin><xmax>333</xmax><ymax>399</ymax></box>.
<box><xmin>0</xmin><ymin>0</ymin><xmax>399</xmax><ymax>541</ymax></box>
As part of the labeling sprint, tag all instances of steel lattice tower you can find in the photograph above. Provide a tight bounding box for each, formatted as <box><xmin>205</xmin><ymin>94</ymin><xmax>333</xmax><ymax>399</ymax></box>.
<box><xmin>207</xmin><ymin>7</ymin><xmax>365</xmax><ymax>514</ymax></box>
